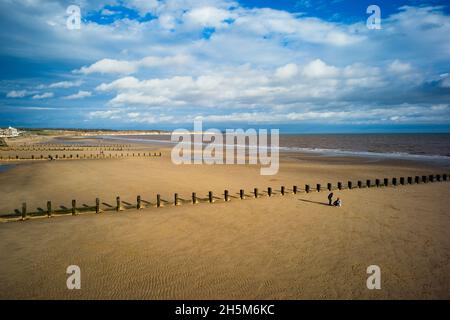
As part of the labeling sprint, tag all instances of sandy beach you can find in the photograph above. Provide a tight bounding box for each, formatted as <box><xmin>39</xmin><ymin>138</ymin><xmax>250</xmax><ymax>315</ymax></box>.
<box><xmin>0</xmin><ymin>135</ymin><xmax>449</xmax><ymax>299</ymax></box>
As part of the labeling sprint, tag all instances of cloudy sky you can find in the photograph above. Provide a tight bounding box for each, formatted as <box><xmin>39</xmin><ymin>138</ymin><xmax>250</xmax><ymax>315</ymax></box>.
<box><xmin>1</xmin><ymin>0</ymin><xmax>449</xmax><ymax>132</ymax></box>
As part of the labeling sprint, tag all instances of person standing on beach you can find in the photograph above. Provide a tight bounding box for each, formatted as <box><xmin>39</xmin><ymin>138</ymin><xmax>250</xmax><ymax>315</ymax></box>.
<box><xmin>328</xmin><ymin>192</ymin><xmax>334</xmax><ymax>206</ymax></box>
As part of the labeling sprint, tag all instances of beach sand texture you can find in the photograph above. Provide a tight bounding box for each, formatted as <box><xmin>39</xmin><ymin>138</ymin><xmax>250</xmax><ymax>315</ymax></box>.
<box><xmin>0</xmin><ymin>138</ymin><xmax>449</xmax><ymax>299</ymax></box>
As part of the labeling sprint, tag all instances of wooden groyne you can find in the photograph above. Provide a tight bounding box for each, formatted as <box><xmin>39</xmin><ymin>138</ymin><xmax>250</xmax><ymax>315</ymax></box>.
<box><xmin>0</xmin><ymin>152</ymin><xmax>162</xmax><ymax>161</ymax></box>
<box><xmin>2</xmin><ymin>173</ymin><xmax>448</xmax><ymax>223</ymax></box>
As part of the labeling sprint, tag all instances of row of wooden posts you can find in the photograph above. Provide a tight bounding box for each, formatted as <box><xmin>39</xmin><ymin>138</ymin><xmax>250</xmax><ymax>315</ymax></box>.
<box><xmin>0</xmin><ymin>152</ymin><xmax>162</xmax><ymax>160</ymax></box>
<box><xmin>14</xmin><ymin>144</ymin><xmax>132</xmax><ymax>148</ymax></box>
<box><xmin>1</xmin><ymin>145</ymin><xmax>133</xmax><ymax>151</ymax></box>
<box><xmin>16</xmin><ymin>173</ymin><xmax>448</xmax><ymax>221</ymax></box>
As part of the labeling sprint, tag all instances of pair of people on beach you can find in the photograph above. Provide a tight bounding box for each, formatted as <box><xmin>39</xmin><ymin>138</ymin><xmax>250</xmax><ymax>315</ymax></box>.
<box><xmin>328</xmin><ymin>192</ymin><xmax>341</xmax><ymax>207</ymax></box>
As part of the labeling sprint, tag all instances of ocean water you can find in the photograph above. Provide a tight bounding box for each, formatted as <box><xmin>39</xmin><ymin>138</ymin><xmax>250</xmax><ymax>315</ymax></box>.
<box><xmin>97</xmin><ymin>133</ymin><xmax>450</xmax><ymax>162</ymax></box>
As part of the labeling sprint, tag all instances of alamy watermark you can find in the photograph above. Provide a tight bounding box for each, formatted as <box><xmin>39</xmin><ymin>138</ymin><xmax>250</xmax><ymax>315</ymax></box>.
<box><xmin>366</xmin><ymin>265</ymin><xmax>381</xmax><ymax>290</ymax></box>
<box><xmin>66</xmin><ymin>5</ymin><xmax>81</xmax><ymax>30</ymax></box>
<box><xmin>171</xmin><ymin>121</ymin><xmax>279</xmax><ymax>175</ymax></box>
<box><xmin>66</xmin><ymin>265</ymin><xmax>81</xmax><ymax>290</ymax></box>
<box><xmin>367</xmin><ymin>5</ymin><xmax>381</xmax><ymax>30</ymax></box>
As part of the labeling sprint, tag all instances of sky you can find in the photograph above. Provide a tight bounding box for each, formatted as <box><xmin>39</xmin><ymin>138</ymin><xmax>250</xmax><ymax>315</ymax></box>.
<box><xmin>0</xmin><ymin>0</ymin><xmax>450</xmax><ymax>133</ymax></box>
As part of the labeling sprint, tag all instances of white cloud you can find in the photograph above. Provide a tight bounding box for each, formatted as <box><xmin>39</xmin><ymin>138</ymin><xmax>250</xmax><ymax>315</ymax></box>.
<box><xmin>48</xmin><ymin>80</ymin><xmax>83</xmax><ymax>88</ymax></box>
<box><xmin>32</xmin><ymin>92</ymin><xmax>54</xmax><ymax>99</ymax></box>
<box><xmin>388</xmin><ymin>60</ymin><xmax>412</xmax><ymax>74</ymax></box>
<box><xmin>63</xmin><ymin>90</ymin><xmax>92</xmax><ymax>100</ymax></box>
<box><xmin>302</xmin><ymin>59</ymin><xmax>339</xmax><ymax>78</ymax></box>
<box><xmin>76</xmin><ymin>54</ymin><xmax>191</xmax><ymax>75</ymax></box>
<box><xmin>184</xmin><ymin>6</ymin><xmax>234</xmax><ymax>28</ymax></box>
<box><xmin>6</xmin><ymin>90</ymin><xmax>28</xmax><ymax>98</ymax></box>
<box><xmin>275</xmin><ymin>63</ymin><xmax>299</xmax><ymax>79</ymax></box>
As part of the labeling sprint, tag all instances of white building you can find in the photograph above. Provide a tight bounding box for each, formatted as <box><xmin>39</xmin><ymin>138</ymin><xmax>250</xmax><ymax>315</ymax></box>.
<box><xmin>0</xmin><ymin>126</ymin><xmax>20</xmax><ymax>137</ymax></box>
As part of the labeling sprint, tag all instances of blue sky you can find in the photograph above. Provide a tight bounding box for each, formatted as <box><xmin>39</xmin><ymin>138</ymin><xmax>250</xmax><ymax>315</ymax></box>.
<box><xmin>1</xmin><ymin>0</ymin><xmax>450</xmax><ymax>133</ymax></box>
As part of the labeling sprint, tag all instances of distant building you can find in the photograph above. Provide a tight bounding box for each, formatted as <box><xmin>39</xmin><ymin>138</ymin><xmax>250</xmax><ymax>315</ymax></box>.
<box><xmin>0</xmin><ymin>126</ymin><xmax>20</xmax><ymax>137</ymax></box>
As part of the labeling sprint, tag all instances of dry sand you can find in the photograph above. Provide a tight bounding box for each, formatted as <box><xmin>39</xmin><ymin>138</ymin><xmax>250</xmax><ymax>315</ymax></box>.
<box><xmin>0</xmin><ymin>136</ymin><xmax>449</xmax><ymax>299</ymax></box>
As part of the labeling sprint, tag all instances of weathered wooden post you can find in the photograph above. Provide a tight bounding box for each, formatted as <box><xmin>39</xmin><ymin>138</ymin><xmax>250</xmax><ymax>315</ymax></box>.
<box><xmin>436</xmin><ymin>174</ymin><xmax>441</xmax><ymax>182</ymax></box>
<box><xmin>267</xmin><ymin>187</ymin><xmax>272</xmax><ymax>197</ymax></box>
<box><xmin>415</xmin><ymin>176</ymin><xmax>420</xmax><ymax>184</ymax></box>
<box><xmin>316</xmin><ymin>184</ymin><xmax>321</xmax><ymax>192</ymax></box>
<box><xmin>366</xmin><ymin>179</ymin><xmax>371</xmax><ymax>188</ymax></box>
<box><xmin>96</xmin><ymin>198</ymin><xmax>100</xmax><ymax>214</ymax></box>
<box><xmin>22</xmin><ymin>202</ymin><xmax>27</xmax><ymax>220</ymax></box>
<box><xmin>375</xmin><ymin>179</ymin><xmax>380</xmax><ymax>187</ymax></box>
<box><xmin>338</xmin><ymin>182</ymin><xmax>342</xmax><ymax>190</ymax></box>
<box><xmin>240</xmin><ymin>189</ymin><xmax>245</xmax><ymax>199</ymax></box>
<box><xmin>209</xmin><ymin>191</ymin><xmax>213</xmax><ymax>203</ymax></box>
<box><xmin>429</xmin><ymin>174</ymin><xmax>434</xmax><ymax>182</ymax></box>
<box><xmin>407</xmin><ymin>177</ymin><xmax>412</xmax><ymax>184</ymax></box>
<box><xmin>174</xmin><ymin>193</ymin><xmax>179</xmax><ymax>206</ymax></box>
<box><xmin>254</xmin><ymin>188</ymin><xmax>258</xmax><ymax>198</ymax></box>
<box><xmin>192</xmin><ymin>192</ymin><xmax>197</xmax><ymax>204</ymax></box>
<box><xmin>392</xmin><ymin>178</ymin><xmax>397</xmax><ymax>186</ymax></box>
<box><xmin>157</xmin><ymin>194</ymin><xmax>161</xmax><ymax>207</ymax></box>
<box><xmin>224</xmin><ymin>190</ymin><xmax>229</xmax><ymax>201</ymax></box>
<box><xmin>47</xmin><ymin>201</ymin><xmax>52</xmax><ymax>217</ymax></box>
<box><xmin>293</xmin><ymin>185</ymin><xmax>298</xmax><ymax>194</ymax></box>
<box><xmin>280</xmin><ymin>186</ymin><xmax>285</xmax><ymax>196</ymax></box>
<box><xmin>422</xmin><ymin>175</ymin><xmax>427</xmax><ymax>183</ymax></box>
<box><xmin>305</xmin><ymin>184</ymin><xmax>310</xmax><ymax>193</ymax></box>
<box><xmin>400</xmin><ymin>177</ymin><xmax>405</xmax><ymax>185</ymax></box>
<box><xmin>357</xmin><ymin>181</ymin><xmax>362</xmax><ymax>188</ymax></box>
<box><xmin>443</xmin><ymin>174</ymin><xmax>448</xmax><ymax>181</ymax></box>
<box><xmin>72</xmin><ymin>200</ymin><xmax>76</xmax><ymax>215</ymax></box>
<box><xmin>137</xmin><ymin>195</ymin><xmax>142</xmax><ymax>209</ymax></box>
<box><xmin>116</xmin><ymin>196</ymin><xmax>121</xmax><ymax>211</ymax></box>
<box><xmin>348</xmin><ymin>181</ymin><xmax>352</xmax><ymax>189</ymax></box>
<box><xmin>327</xmin><ymin>183</ymin><xmax>332</xmax><ymax>191</ymax></box>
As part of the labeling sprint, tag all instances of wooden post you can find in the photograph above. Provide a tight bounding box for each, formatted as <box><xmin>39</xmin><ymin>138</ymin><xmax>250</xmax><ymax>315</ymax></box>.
<box><xmin>267</xmin><ymin>187</ymin><xmax>272</xmax><ymax>197</ymax></box>
<box><xmin>293</xmin><ymin>185</ymin><xmax>297</xmax><ymax>194</ymax></box>
<box><xmin>280</xmin><ymin>186</ymin><xmax>285</xmax><ymax>196</ymax></box>
<box><xmin>240</xmin><ymin>189</ymin><xmax>245</xmax><ymax>199</ymax></box>
<box><xmin>327</xmin><ymin>183</ymin><xmax>332</xmax><ymax>191</ymax></box>
<box><xmin>422</xmin><ymin>175</ymin><xmax>427</xmax><ymax>183</ymax></box>
<box><xmin>47</xmin><ymin>201</ymin><xmax>52</xmax><ymax>217</ymax></box>
<box><xmin>429</xmin><ymin>174</ymin><xmax>434</xmax><ymax>182</ymax></box>
<box><xmin>157</xmin><ymin>194</ymin><xmax>161</xmax><ymax>207</ymax></box>
<box><xmin>254</xmin><ymin>188</ymin><xmax>258</xmax><ymax>198</ymax></box>
<box><xmin>96</xmin><ymin>198</ymin><xmax>100</xmax><ymax>214</ymax></box>
<box><xmin>174</xmin><ymin>193</ymin><xmax>179</xmax><ymax>206</ymax></box>
<box><xmin>209</xmin><ymin>191</ymin><xmax>213</xmax><ymax>203</ymax></box>
<box><xmin>443</xmin><ymin>174</ymin><xmax>448</xmax><ymax>181</ymax></box>
<box><xmin>116</xmin><ymin>196</ymin><xmax>121</xmax><ymax>211</ymax></box>
<box><xmin>392</xmin><ymin>178</ymin><xmax>397</xmax><ymax>186</ymax></box>
<box><xmin>407</xmin><ymin>177</ymin><xmax>412</xmax><ymax>184</ymax></box>
<box><xmin>22</xmin><ymin>202</ymin><xmax>27</xmax><ymax>220</ymax></box>
<box><xmin>400</xmin><ymin>177</ymin><xmax>405</xmax><ymax>185</ymax></box>
<box><xmin>192</xmin><ymin>192</ymin><xmax>197</xmax><ymax>204</ymax></box>
<box><xmin>348</xmin><ymin>181</ymin><xmax>352</xmax><ymax>189</ymax></box>
<box><xmin>305</xmin><ymin>184</ymin><xmax>310</xmax><ymax>193</ymax></box>
<box><xmin>137</xmin><ymin>195</ymin><xmax>142</xmax><ymax>209</ymax></box>
<box><xmin>224</xmin><ymin>190</ymin><xmax>229</xmax><ymax>201</ymax></box>
<box><xmin>357</xmin><ymin>181</ymin><xmax>362</xmax><ymax>188</ymax></box>
<box><xmin>316</xmin><ymin>184</ymin><xmax>321</xmax><ymax>192</ymax></box>
<box><xmin>415</xmin><ymin>176</ymin><xmax>420</xmax><ymax>184</ymax></box>
<box><xmin>375</xmin><ymin>179</ymin><xmax>380</xmax><ymax>187</ymax></box>
<box><xmin>436</xmin><ymin>174</ymin><xmax>441</xmax><ymax>182</ymax></box>
<box><xmin>72</xmin><ymin>199</ymin><xmax>76</xmax><ymax>215</ymax></box>
<box><xmin>338</xmin><ymin>182</ymin><xmax>342</xmax><ymax>190</ymax></box>
<box><xmin>366</xmin><ymin>180</ymin><xmax>371</xmax><ymax>188</ymax></box>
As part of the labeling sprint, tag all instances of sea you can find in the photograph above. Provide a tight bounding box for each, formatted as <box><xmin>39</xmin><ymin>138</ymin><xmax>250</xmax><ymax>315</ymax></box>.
<box><xmin>94</xmin><ymin>133</ymin><xmax>450</xmax><ymax>164</ymax></box>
